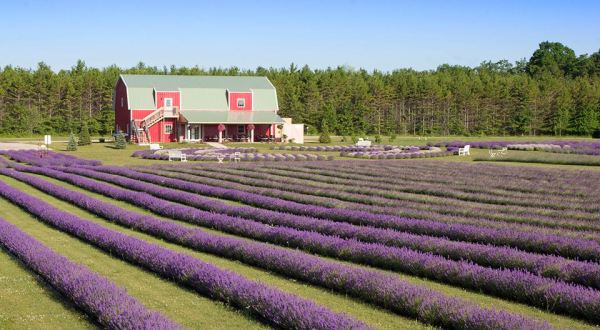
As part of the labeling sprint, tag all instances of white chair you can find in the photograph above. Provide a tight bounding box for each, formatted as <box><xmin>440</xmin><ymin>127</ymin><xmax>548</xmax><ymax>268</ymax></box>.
<box><xmin>168</xmin><ymin>150</ymin><xmax>187</xmax><ymax>162</ymax></box>
<box><xmin>458</xmin><ymin>145</ymin><xmax>470</xmax><ymax>156</ymax></box>
<box><xmin>233</xmin><ymin>152</ymin><xmax>241</xmax><ymax>163</ymax></box>
<box><xmin>149</xmin><ymin>143</ymin><xmax>162</xmax><ymax>150</ymax></box>
<box><xmin>356</xmin><ymin>138</ymin><xmax>372</xmax><ymax>147</ymax></box>
<box><xmin>216</xmin><ymin>154</ymin><xmax>224</xmax><ymax>164</ymax></box>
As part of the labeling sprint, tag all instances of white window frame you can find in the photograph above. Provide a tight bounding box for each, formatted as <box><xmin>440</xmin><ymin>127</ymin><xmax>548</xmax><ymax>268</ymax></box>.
<box><xmin>237</xmin><ymin>98</ymin><xmax>245</xmax><ymax>108</ymax></box>
<box><xmin>164</xmin><ymin>124</ymin><xmax>173</xmax><ymax>134</ymax></box>
<box><xmin>164</xmin><ymin>98</ymin><xmax>173</xmax><ymax>110</ymax></box>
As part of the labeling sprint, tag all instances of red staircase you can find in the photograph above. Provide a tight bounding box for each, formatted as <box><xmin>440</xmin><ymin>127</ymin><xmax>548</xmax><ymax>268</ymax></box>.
<box><xmin>130</xmin><ymin>107</ymin><xmax>179</xmax><ymax>145</ymax></box>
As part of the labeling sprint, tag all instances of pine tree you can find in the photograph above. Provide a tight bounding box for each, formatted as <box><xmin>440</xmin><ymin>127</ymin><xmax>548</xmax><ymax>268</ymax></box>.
<box><xmin>114</xmin><ymin>130</ymin><xmax>127</xmax><ymax>149</ymax></box>
<box><xmin>78</xmin><ymin>121</ymin><xmax>91</xmax><ymax>145</ymax></box>
<box><xmin>319</xmin><ymin>120</ymin><xmax>331</xmax><ymax>144</ymax></box>
<box><xmin>66</xmin><ymin>133</ymin><xmax>77</xmax><ymax>151</ymax></box>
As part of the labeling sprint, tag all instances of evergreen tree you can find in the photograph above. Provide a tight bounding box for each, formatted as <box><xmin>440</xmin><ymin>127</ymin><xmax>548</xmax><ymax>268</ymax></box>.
<box><xmin>319</xmin><ymin>120</ymin><xmax>331</xmax><ymax>144</ymax></box>
<box><xmin>78</xmin><ymin>121</ymin><xmax>91</xmax><ymax>145</ymax></box>
<box><xmin>114</xmin><ymin>130</ymin><xmax>127</xmax><ymax>149</ymax></box>
<box><xmin>66</xmin><ymin>133</ymin><xmax>77</xmax><ymax>151</ymax></box>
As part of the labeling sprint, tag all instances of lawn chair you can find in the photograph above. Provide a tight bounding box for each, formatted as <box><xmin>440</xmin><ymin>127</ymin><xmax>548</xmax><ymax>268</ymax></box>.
<box><xmin>233</xmin><ymin>152</ymin><xmax>241</xmax><ymax>163</ymax></box>
<box><xmin>168</xmin><ymin>150</ymin><xmax>187</xmax><ymax>162</ymax></box>
<box><xmin>215</xmin><ymin>154</ymin><xmax>224</xmax><ymax>164</ymax></box>
<box><xmin>458</xmin><ymin>145</ymin><xmax>470</xmax><ymax>156</ymax></box>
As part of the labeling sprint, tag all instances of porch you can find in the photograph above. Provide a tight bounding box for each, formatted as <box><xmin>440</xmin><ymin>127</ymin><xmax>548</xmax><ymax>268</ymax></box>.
<box><xmin>181</xmin><ymin>123</ymin><xmax>277</xmax><ymax>143</ymax></box>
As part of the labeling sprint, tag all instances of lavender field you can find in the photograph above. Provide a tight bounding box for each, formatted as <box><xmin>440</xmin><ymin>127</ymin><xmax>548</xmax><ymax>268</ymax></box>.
<box><xmin>1</xmin><ymin>150</ymin><xmax>599</xmax><ymax>329</ymax></box>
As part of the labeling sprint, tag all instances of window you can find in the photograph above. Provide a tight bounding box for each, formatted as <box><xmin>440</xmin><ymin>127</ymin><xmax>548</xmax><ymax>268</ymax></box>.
<box><xmin>164</xmin><ymin>124</ymin><xmax>173</xmax><ymax>134</ymax></box>
<box><xmin>120</xmin><ymin>97</ymin><xmax>124</xmax><ymax>107</ymax></box>
<box><xmin>237</xmin><ymin>98</ymin><xmax>245</xmax><ymax>108</ymax></box>
<box><xmin>164</xmin><ymin>98</ymin><xmax>173</xmax><ymax>109</ymax></box>
<box><xmin>237</xmin><ymin>125</ymin><xmax>245</xmax><ymax>134</ymax></box>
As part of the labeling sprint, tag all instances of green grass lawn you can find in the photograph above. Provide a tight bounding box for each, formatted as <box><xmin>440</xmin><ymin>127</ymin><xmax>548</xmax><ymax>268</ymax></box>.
<box><xmin>0</xmin><ymin>173</ymin><xmax>596</xmax><ymax>329</ymax></box>
<box><xmin>0</xmin><ymin>249</ymin><xmax>93</xmax><ymax>329</ymax></box>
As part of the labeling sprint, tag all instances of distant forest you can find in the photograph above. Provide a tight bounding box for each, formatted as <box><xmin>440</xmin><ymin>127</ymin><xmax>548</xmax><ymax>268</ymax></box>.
<box><xmin>0</xmin><ymin>41</ymin><xmax>599</xmax><ymax>137</ymax></box>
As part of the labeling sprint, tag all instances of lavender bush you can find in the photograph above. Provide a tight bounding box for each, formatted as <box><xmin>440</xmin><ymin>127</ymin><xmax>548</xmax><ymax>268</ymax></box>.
<box><xmin>10</xmin><ymin>166</ymin><xmax>600</xmax><ymax>323</ymax></box>
<box><xmin>0</xmin><ymin>180</ymin><xmax>368</xmax><ymax>330</ymax></box>
<box><xmin>0</xmin><ymin>217</ymin><xmax>180</xmax><ymax>329</ymax></box>
<box><xmin>0</xmin><ymin>168</ymin><xmax>551</xmax><ymax>329</ymax></box>
<box><xmin>85</xmin><ymin>165</ymin><xmax>600</xmax><ymax>261</ymax></box>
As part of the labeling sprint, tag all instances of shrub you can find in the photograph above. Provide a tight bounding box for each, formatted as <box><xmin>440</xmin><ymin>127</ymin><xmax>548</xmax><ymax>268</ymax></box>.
<box><xmin>319</xmin><ymin>121</ymin><xmax>332</xmax><ymax>144</ymax></box>
<box><xmin>78</xmin><ymin>122</ymin><xmax>92</xmax><ymax>146</ymax></box>
<box><xmin>389</xmin><ymin>134</ymin><xmax>397</xmax><ymax>142</ymax></box>
<box><xmin>66</xmin><ymin>133</ymin><xmax>78</xmax><ymax>151</ymax></box>
<box><xmin>374</xmin><ymin>135</ymin><xmax>382</xmax><ymax>143</ymax></box>
<box><xmin>114</xmin><ymin>131</ymin><xmax>127</xmax><ymax>149</ymax></box>
<box><xmin>351</xmin><ymin>135</ymin><xmax>359</xmax><ymax>144</ymax></box>
<box><xmin>593</xmin><ymin>129</ymin><xmax>600</xmax><ymax>139</ymax></box>
<box><xmin>98</xmin><ymin>137</ymin><xmax>105</xmax><ymax>143</ymax></box>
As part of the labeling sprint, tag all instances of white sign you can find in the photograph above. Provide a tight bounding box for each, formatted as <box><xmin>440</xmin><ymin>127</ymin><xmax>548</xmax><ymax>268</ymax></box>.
<box><xmin>44</xmin><ymin>135</ymin><xmax>52</xmax><ymax>145</ymax></box>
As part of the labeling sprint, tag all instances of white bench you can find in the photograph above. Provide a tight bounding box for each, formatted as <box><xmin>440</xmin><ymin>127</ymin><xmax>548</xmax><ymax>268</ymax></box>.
<box><xmin>489</xmin><ymin>147</ymin><xmax>507</xmax><ymax>158</ymax></box>
<box><xmin>458</xmin><ymin>145</ymin><xmax>470</xmax><ymax>156</ymax></box>
<box><xmin>149</xmin><ymin>143</ymin><xmax>162</xmax><ymax>150</ymax></box>
<box><xmin>168</xmin><ymin>150</ymin><xmax>187</xmax><ymax>162</ymax></box>
<box><xmin>356</xmin><ymin>138</ymin><xmax>372</xmax><ymax>147</ymax></box>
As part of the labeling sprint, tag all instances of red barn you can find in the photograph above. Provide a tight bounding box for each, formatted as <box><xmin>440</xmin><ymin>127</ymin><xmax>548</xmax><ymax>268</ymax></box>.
<box><xmin>114</xmin><ymin>74</ymin><xmax>284</xmax><ymax>144</ymax></box>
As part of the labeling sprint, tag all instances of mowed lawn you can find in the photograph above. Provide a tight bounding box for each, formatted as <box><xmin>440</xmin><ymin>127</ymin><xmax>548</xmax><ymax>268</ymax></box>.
<box><xmin>0</xmin><ymin>136</ymin><xmax>599</xmax><ymax>329</ymax></box>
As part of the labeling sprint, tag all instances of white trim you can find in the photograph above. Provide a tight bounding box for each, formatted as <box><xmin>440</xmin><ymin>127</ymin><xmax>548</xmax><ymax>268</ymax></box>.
<box><xmin>164</xmin><ymin>97</ymin><xmax>173</xmax><ymax>110</ymax></box>
<box><xmin>178</xmin><ymin>88</ymin><xmax>183</xmax><ymax>111</ymax></box>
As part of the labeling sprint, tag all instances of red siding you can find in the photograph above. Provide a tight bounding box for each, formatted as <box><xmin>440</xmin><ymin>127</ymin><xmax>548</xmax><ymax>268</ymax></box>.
<box><xmin>156</xmin><ymin>91</ymin><xmax>180</xmax><ymax>109</ymax></box>
<box><xmin>229</xmin><ymin>92</ymin><xmax>252</xmax><ymax>110</ymax></box>
<box><xmin>131</xmin><ymin>110</ymin><xmax>155</xmax><ymax>120</ymax></box>
<box><xmin>114</xmin><ymin>78</ymin><xmax>129</xmax><ymax>134</ymax></box>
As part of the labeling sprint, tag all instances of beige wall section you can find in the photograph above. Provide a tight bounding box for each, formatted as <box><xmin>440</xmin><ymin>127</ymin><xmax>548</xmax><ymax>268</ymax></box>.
<box><xmin>278</xmin><ymin>118</ymin><xmax>304</xmax><ymax>144</ymax></box>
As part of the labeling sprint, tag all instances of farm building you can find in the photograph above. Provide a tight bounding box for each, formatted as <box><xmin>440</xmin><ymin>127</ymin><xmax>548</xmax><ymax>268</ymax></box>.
<box><xmin>114</xmin><ymin>74</ymin><xmax>285</xmax><ymax>144</ymax></box>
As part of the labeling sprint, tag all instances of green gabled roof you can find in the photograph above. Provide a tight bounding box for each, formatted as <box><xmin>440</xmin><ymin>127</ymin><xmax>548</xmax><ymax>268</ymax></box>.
<box><xmin>121</xmin><ymin>74</ymin><xmax>279</xmax><ymax>111</ymax></box>
<box><xmin>181</xmin><ymin>111</ymin><xmax>284</xmax><ymax>124</ymax></box>
<box><xmin>121</xmin><ymin>74</ymin><xmax>274</xmax><ymax>90</ymax></box>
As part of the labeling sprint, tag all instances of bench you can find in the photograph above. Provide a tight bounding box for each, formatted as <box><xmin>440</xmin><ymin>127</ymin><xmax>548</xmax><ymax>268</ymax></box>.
<box><xmin>168</xmin><ymin>150</ymin><xmax>187</xmax><ymax>162</ymax></box>
<box><xmin>489</xmin><ymin>147</ymin><xmax>507</xmax><ymax>158</ymax></box>
<box><xmin>458</xmin><ymin>145</ymin><xmax>470</xmax><ymax>156</ymax></box>
<box><xmin>149</xmin><ymin>143</ymin><xmax>163</xmax><ymax>150</ymax></box>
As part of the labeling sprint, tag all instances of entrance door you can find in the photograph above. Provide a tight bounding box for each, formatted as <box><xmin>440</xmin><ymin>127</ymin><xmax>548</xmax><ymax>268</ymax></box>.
<box><xmin>190</xmin><ymin>125</ymin><xmax>201</xmax><ymax>140</ymax></box>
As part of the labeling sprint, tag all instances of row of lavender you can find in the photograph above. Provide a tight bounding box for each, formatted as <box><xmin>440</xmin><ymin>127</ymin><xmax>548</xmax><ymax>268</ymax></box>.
<box><xmin>0</xmin><ymin>177</ymin><xmax>369</xmax><ymax>330</ymax></box>
<box><xmin>271</xmin><ymin>145</ymin><xmax>396</xmax><ymax>152</ymax></box>
<box><xmin>340</xmin><ymin>149</ymin><xmax>453</xmax><ymax>159</ymax></box>
<box><xmin>0</xmin><ymin>150</ymin><xmax>101</xmax><ymax>167</ymax></box>
<box><xmin>140</xmin><ymin>152</ymin><xmax>334</xmax><ymax>161</ymax></box>
<box><xmin>0</xmin><ymin>217</ymin><xmax>180</xmax><ymax>329</ymax></box>
<box><xmin>142</xmin><ymin>163</ymin><xmax>600</xmax><ymax>242</ymax></box>
<box><xmin>131</xmin><ymin>147</ymin><xmax>258</xmax><ymax>158</ymax></box>
<box><xmin>0</xmin><ymin>167</ymin><xmax>551</xmax><ymax>329</ymax></box>
<box><xmin>432</xmin><ymin>140</ymin><xmax>600</xmax><ymax>155</ymax></box>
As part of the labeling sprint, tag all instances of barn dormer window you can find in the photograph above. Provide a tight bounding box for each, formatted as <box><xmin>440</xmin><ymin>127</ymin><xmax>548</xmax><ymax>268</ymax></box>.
<box><xmin>237</xmin><ymin>98</ymin><xmax>245</xmax><ymax>108</ymax></box>
<box><xmin>164</xmin><ymin>98</ymin><xmax>173</xmax><ymax>109</ymax></box>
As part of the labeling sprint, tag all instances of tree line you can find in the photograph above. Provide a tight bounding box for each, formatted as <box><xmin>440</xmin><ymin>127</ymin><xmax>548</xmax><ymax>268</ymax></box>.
<box><xmin>0</xmin><ymin>41</ymin><xmax>599</xmax><ymax>137</ymax></box>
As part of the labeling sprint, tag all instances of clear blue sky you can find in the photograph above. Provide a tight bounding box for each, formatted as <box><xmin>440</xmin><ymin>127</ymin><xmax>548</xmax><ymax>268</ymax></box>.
<box><xmin>1</xmin><ymin>0</ymin><xmax>598</xmax><ymax>72</ymax></box>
